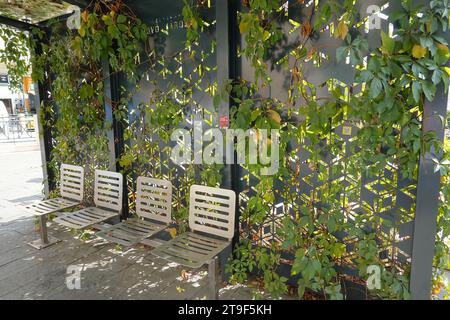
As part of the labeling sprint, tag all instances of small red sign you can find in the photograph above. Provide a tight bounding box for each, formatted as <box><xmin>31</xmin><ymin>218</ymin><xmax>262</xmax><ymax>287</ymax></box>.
<box><xmin>219</xmin><ymin>115</ymin><xmax>229</xmax><ymax>128</ymax></box>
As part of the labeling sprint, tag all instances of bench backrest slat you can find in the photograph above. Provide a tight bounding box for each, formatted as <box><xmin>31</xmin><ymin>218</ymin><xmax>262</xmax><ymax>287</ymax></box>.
<box><xmin>189</xmin><ymin>185</ymin><xmax>236</xmax><ymax>240</ymax></box>
<box><xmin>136</xmin><ymin>177</ymin><xmax>172</xmax><ymax>224</ymax></box>
<box><xmin>94</xmin><ymin>170</ymin><xmax>123</xmax><ymax>212</ymax></box>
<box><xmin>60</xmin><ymin>164</ymin><xmax>84</xmax><ymax>202</ymax></box>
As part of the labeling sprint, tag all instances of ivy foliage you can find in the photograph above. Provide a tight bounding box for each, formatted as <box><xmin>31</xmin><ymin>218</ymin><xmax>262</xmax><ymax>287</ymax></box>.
<box><xmin>220</xmin><ymin>0</ymin><xmax>450</xmax><ymax>300</ymax></box>
<box><xmin>0</xmin><ymin>26</ymin><xmax>31</xmax><ymax>92</ymax></box>
<box><xmin>30</xmin><ymin>1</ymin><xmax>149</xmax><ymax>203</ymax></box>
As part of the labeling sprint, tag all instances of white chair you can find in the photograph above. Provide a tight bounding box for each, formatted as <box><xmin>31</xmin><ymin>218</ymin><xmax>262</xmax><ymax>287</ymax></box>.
<box><xmin>151</xmin><ymin>185</ymin><xmax>236</xmax><ymax>299</ymax></box>
<box><xmin>53</xmin><ymin>170</ymin><xmax>123</xmax><ymax>230</ymax></box>
<box><xmin>96</xmin><ymin>177</ymin><xmax>172</xmax><ymax>246</ymax></box>
<box><xmin>26</xmin><ymin>164</ymin><xmax>84</xmax><ymax>249</ymax></box>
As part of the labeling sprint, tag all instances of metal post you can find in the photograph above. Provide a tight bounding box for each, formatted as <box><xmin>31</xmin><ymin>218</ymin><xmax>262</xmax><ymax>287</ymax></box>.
<box><xmin>107</xmin><ymin>66</ymin><xmax>129</xmax><ymax>220</ymax></box>
<box><xmin>102</xmin><ymin>61</ymin><xmax>119</xmax><ymax>171</ymax></box>
<box><xmin>216</xmin><ymin>0</ymin><xmax>230</xmax><ymax>132</ymax></box>
<box><xmin>216</xmin><ymin>3</ymin><xmax>231</xmax><ymax>278</ymax></box>
<box><xmin>208</xmin><ymin>256</ymin><xmax>220</xmax><ymax>300</ymax></box>
<box><xmin>28</xmin><ymin>213</ymin><xmax>61</xmax><ymax>249</ymax></box>
<box><xmin>410</xmin><ymin>84</ymin><xmax>448</xmax><ymax>299</ymax></box>
<box><xmin>216</xmin><ymin>0</ymin><xmax>240</xmax><ymax>280</ymax></box>
<box><xmin>227</xmin><ymin>0</ymin><xmax>241</xmax><ymax>250</ymax></box>
<box><xmin>31</xmin><ymin>31</ymin><xmax>55</xmax><ymax>196</ymax></box>
<box><xmin>39</xmin><ymin>215</ymin><xmax>49</xmax><ymax>244</ymax></box>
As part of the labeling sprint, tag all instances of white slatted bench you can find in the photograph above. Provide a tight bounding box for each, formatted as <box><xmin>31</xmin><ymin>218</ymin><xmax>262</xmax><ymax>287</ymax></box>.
<box><xmin>96</xmin><ymin>177</ymin><xmax>172</xmax><ymax>246</ymax></box>
<box><xmin>151</xmin><ymin>185</ymin><xmax>236</xmax><ymax>299</ymax></box>
<box><xmin>26</xmin><ymin>164</ymin><xmax>84</xmax><ymax>249</ymax></box>
<box><xmin>53</xmin><ymin>170</ymin><xmax>123</xmax><ymax>230</ymax></box>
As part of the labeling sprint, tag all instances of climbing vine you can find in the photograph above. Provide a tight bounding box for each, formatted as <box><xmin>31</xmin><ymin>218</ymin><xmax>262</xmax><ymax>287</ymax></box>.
<box><xmin>220</xmin><ymin>0</ymin><xmax>450</xmax><ymax>300</ymax></box>
<box><xmin>29</xmin><ymin>1</ymin><xmax>149</xmax><ymax>203</ymax></box>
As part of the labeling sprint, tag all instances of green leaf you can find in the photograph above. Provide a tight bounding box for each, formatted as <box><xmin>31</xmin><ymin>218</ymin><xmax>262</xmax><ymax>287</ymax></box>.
<box><xmin>80</xmin><ymin>83</ymin><xmax>94</xmax><ymax>99</ymax></box>
<box><xmin>368</xmin><ymin>57</ymin><xmax>381</xmax><ymax>72</ymax></box>
<box><xmin>118</xmin><ymin>24</ymin><xmax>128</xmax><ymax>32</ymax></box>
<box><xmin>117</xmin><ymin>14</ymin><xmax>127</xmax><ymax>24</ymax></box>
<box><xmin>359</xmin><ymin>70</ymin><xmax>374</xmax><ymax>82</ymax></box>
<box><xmin>432</xmin><ymin>69</ymin><xmax>443</xmax><ymax>85</ymax></box>
<box><xmin>435</xmin><ymin>44</ymin><xmax>450</xmax><ymax>64</ymax></box>
<box><xmin>369</xmin><ymin>78</ymin><xmax>382</xmax><ymax>98</ymax></box>
<box><xmin>297</xmin><ymin>279</ymin><xmax>306</xmax><ymax>298</ymax></box>
<box><xmin>442</xmin><ymin>72</ymin><xmax>450</xmax><ymax>91</ymax></box>
<box><xmin>381</xmin><ymin>31</ymin><xmax>395</xmax><ymax>55</ymax></box>
<box><xmin>422</xmin><ymin>81</ymin><xmax>436</xmax><ymax>101</ymax></box>
<box><xmin>336</xmin><ymin>46</ymin><xmax>347</xmax><ymax>63</ymax></box>
<box><xmin>419</xmin><ymin>36</ymin><xmax>434</xmax><ymax>49</ymax></box>
<box><xmin>412</xmin><ymin>81</ymin><xmax>422</xmax><ymax>103</ymax></box>
<box><xmin>102</xmin><ymin>14</ymin><xmax>112</xmax><ymax>25</ymax></box>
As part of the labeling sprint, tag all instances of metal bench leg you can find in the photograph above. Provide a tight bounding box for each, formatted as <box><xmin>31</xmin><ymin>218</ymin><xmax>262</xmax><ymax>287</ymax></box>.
<box><xmin>27</xmin><ymin>214</ymin><xmax>60</xmax><ymax>250</ymax></box>
<box><xmin>208</xmin><ymin>256</ymin><xmax>220</xmax><ymax>300</ymax></box>
<box><xmin>39</xmin><ymin>214</ymin><xmax>49</xmax><ymax>243</ymax></box>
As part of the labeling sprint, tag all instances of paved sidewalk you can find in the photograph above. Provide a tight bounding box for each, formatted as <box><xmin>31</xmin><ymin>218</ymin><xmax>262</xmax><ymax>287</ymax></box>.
<box><xmin>0</xmin><ymin>218</ymin><xmax>254</xmax><ymax>300</ymax></box>
<box><xmin>0</xmin><ymin>139</ymin><xmax>43</xmax><ymax>223</ymax></box>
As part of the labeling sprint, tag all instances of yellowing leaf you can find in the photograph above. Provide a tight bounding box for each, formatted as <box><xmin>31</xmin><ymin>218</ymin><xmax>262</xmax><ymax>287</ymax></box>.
<box><xmin>81</xmin><ymin>10</ymin><xmax>89</xmax><ymax>23</ymax></box>
<box><xmin>181</xmin><ymin>270</ymin><xmax>190</xmax><ymax>280</ymax></box>
<box><xmin>118</xmin><ymin>154</ymin><xmax>133</xmax><ymax>168</ymax></box>
<box><xmin>267</xmin><ymin>110</ymin><xmax>281</xmax><ymax>124</ymax></box>
<box><xmin>71</xmin><ymin>36</ymin><xmax>82</xmax><ymax>58</ymax></box>
<box><xmin>443</xmin><ymin>66</ymin><xmax>450</xmax><ymax>76</ymax></box>
<box><xmin>168</xmin><ymin>227</ymin><xmax>177</xmax><ymax>238</ymax></box>
<box><xmin>412</xmin><ymin>44</ymin><xmax>427</xmax><ymax>59</ymax></box>
<box><xmin>334</xmin><ymin>21</ymin><xmax>348</xmax><ymax>40</ymax></box>
<box><xmin>437</xmin><ymin>43</ymin><xmax>450</xmax><ymax>53</ymax></box>
<box><xmin>176</xmin><ymin>286</ymin><xmax>185</xmax><ymax>293</ymax></box>
<box><xmin>306</xmin><ymin>47</ymin><xmax>316</xmax><ymax>60</ymax></box>
<box><xmin>239</xmin><ymin>21</ymin><xmax>249</xmax><ymax>34</ymax></box>
<box><xmin>78</xmin><ymin>26</ymin><xmax>85</xmax><ymax>37</ymax></box>
<box><xmin>191</xmin><ymin>19</ymin><xmax>198</xmax><ymax>31</ymax></box>
<box><xmin>301</xmin><ymin>21</ymin><xmax>312</xmax><ymax>38</ymax></box>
